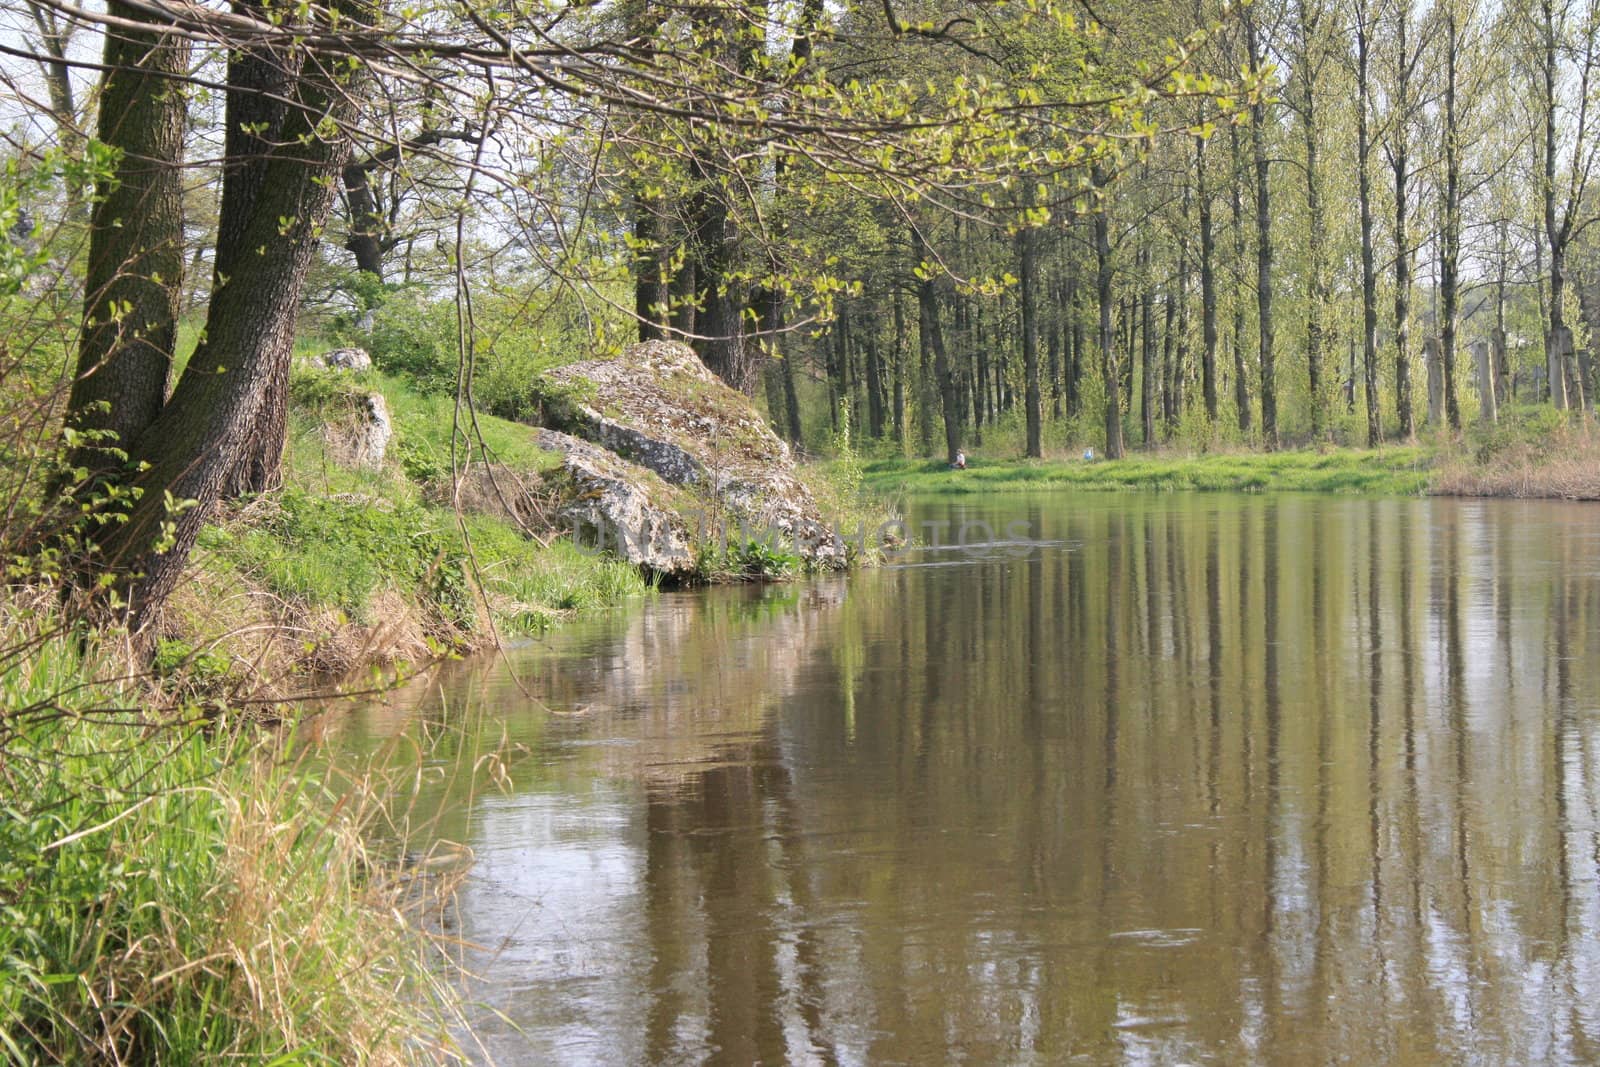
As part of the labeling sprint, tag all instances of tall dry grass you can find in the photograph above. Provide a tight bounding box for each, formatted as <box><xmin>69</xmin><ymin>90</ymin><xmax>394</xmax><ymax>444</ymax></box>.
<box><xmin>0</xmin><ymin>590</ymin><xmax>474</xmax><ymax>1064</ymax></box>
<box><xmin>1432</xmin><ymin>416</ymin><xmax>1600</xmax><ymax>500</ymax></box>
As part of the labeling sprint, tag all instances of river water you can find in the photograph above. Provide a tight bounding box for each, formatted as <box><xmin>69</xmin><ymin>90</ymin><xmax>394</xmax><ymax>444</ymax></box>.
<box><xmin>325</xmin><ymin>493</ymin><xmax>1600</xmax><ymax>1065</ymax></box>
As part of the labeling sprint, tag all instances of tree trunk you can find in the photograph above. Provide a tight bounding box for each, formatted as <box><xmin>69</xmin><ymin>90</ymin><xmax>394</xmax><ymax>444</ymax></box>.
<box><xmin>28</xmin><ymin>4</ymin><xmax>84</xmax><ymax>210</ymax></box>
<box><xmin>915</xmin><ymin>232</ymin><xmax>961</xmax><ymax>464</ymax></box>
<box><xmin>219</xmin><ymin>2</ymin><xmax>304</xmax><ymax>497</ymax></box>
<box><xmin>1229</xmin><ymin>125</ymin><xmax>1252</xmax><ymax>433</ymax></box>
<box><xmin>1140</xmin><ymin>263</ymin><xmax>1156</xmax><ymax>448</ymax></box>
<box><xmin>1248</xmin><ymin>11</ymin><xmax>1278</xmax><ymax>447</ymax></box>
<box><xmin>1095</xmin><ymin>169</ymin><xmax>1124</xmax><ymax>459</ymax></box>
<box><xmin>892</xmin><ymin>283</ymin><xmax>907</xmax><ymax>446</ymax></box>
<box><xmin>633</xmin><ymin>189</ymin><xmax>669</xmax><ymax>340</ymax></box>
<box><xmin>1298</xmin><ymin>0</ymin><xmax>1329</xmax><ymax>440</ymax></box>
<box><xmin>1198</xmin><ymin>136</ymin><xmax>1218</xmax><ymax>423</ymax></box>
<box><xmin>1440</xmin><ymin>7</ymin><xmax>1462</xmax><ymax>430</ymax></box>
<box><xmin>1020</xmin><ymin>227</ymin><xmax>1042</xmax><ymax>457</ymax></box>
<box><xmin>98</xmin><ymin>0</ymin><xmax>369</xmax><ymax>629</ymax></box>
<box><xmin>1066</xmin><ymin>258</ymin><xmax>1083</xmax><ymax>417</ymax></box>
<box><xmin>1357</xmin><ymin>0</ymin><xmax>1382</xmax><ymax>445</ymax></box>
<box><xmin>66</xmin><ymin>6</ymin><xmax>190</xmax><ymax>481</ymax></box>
<box><xmin>865</xmin><ymin>326</ymin><xmax>885</xmax><ymax>438</ymax></box>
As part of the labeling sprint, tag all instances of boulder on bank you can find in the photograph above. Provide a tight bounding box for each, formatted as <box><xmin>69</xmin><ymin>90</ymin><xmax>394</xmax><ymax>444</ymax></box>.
<box><xmin>534</xmin><ymin>341</ymin><xmax>846</xmax><ymax>572</ymax></box>
<box><xmin>535</xmin><ymin>429</ymin><xmax>697</xmax><ymax>575</ymax></box>
<box><xmin>323</xmin><ymin>392</ymin><xmax>391</xmax><ymax>469</ymax></box>
<box><xmin>314</xmin><ymin>346</ymin><xmax>373</xmax><ymax>372</ymax></box>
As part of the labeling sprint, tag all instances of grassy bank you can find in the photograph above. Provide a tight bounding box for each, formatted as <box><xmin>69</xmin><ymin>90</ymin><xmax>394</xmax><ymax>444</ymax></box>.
<box><xmin>0</xmin><ymin>595</ymin><xmax>470</xmax><ymax>1063</ymax></box>
<box><xmin>162</xmin><ymin>364</ymin><xmax>652</xmax><ymax>691</ymax></box>
<box><xmin>861</xmin><ymin>446</ymin><xmax>1436</xmax><ymax>497</ymax></box>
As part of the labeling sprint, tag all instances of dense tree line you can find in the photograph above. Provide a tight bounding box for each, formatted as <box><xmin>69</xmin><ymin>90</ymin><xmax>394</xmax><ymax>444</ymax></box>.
<box><xmin>2</xmin><ymin>0</ymin><xmax>1599</xmax><ymax>628</ymax></box>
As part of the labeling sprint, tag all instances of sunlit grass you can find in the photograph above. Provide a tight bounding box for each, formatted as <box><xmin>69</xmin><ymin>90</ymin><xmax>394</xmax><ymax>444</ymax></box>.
<box><xmin>0</xmin><ymin>594</ymin><xmax>470</xmax><ymax>1064</ymax></box>
<box><xmin>859</xmin><ymin>447</ymin><xmax>1435</xmax><ymax>497</ymax></box>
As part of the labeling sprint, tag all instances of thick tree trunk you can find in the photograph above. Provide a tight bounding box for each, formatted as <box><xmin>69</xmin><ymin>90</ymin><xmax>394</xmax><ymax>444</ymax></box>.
<box><xmin>66</xmin><ymin>5</ymin><xmax>190</xmax><ymax>480</ymax></box>
<box><xmin>99</xmin><ymin>2</ymin><xmax>368</xmax><ymax>629</ymax></box>
<box><xmin>342</xmin><ymin>164</ymin><xmax>386</xmax><ymax>279</ymax></box>
<box><xmin>633</xmin><ymin>190</ymin><xmax>670</xmax><ymax>341</ymax></box>
<box><xmin>219</xmin><ymin>2</ymin><xmax>303</xmax><ymax>497</ymax></box>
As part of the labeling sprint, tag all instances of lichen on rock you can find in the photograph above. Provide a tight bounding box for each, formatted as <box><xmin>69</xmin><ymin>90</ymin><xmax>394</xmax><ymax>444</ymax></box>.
<box><xmin>535</xmin><ymin>428</ymin><xmax>698</xmax><ymax>576</ymax></box>
<box><xmin>535</xmin><ymin>341</ymin><xmax>846</xmax><ymax>572</ymax></box>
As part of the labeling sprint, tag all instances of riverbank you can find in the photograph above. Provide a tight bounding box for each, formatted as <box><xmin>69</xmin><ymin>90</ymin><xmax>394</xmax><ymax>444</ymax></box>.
<box><xmin>861</xmin><ymin>447</ymin><xmax>1435</xmax><ymax>497</ymax></box>
<box><xmin>0</xmin><ymin>590</ymin><xmax>472</xmax><ymax>1062</ymax></box>
<box><xmin>860</xmin><ymin>422</ymin><xmax>1600</xmax><ymax>501</ymax></box>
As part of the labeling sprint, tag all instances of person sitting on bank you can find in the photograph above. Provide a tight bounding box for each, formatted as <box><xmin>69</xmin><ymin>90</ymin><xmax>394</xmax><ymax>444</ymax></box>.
<box><xmin>952</xmin><ymin>450</ymin><xmax>967</xmax><ymax>470</ymax></box>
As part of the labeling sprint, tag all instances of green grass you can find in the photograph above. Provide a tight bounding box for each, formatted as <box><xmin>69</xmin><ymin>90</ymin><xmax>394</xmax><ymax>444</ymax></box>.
<box><xmin>858</xmin><ymin>447</ymin><xmax>1436</xmax><ymax>497</ymax></box>
<box><xmin>197</xmin><ymin>368</ymin><xmax>646</xmax><ymax>639</ymax></box>
<box><xmin>0</xmin><ymin>596</ymin><xmax>466</xmax><ymax>1064</ymax></box>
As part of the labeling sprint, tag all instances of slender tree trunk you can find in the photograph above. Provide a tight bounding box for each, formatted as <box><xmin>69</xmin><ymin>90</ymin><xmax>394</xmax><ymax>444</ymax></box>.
<box><xmin>915</xmin><ymin>231</ymin><xmax>961</xmax><ymax>464</ymax></box>
<box><xmin>1229</xmin><ymin>124</ymin><xmax>1252</xmax><ymax>433</ymax></box>
<box><xmin>1247</xmin><ymin>12</ymin><xmax>1278</xmax><ymax>447</ymax></box>
<box><xmin>892</xmin><ymin>284</ymin><xmax>907</xmax><ymax>446</ymax></box>
<box><xmin>1391</xmin><ymin>11</ymin><xmax>1415</xmax><ymax>439</ymax></box>
<box><xmin>1357</xmin><ymin>0</ymin><xmax>1382</xmax><ymax>445</ymax></box>
<box><xmin>1047</xmin><ymin>276</ymin><xmax>1062</xmax><ymax>419</ymax></box>
<box><xmin>1140</xmin><ymin>255</ymin><xmax>1156</xmax><ymax>447</ymax></box>
<box><xmin>865</xmin><ymin>325</ymin><xmax>885</xmax><ymax>438</ymax></box>
<box><xmin>1198</xmin><ymin>137</ymin><xmax>1218</xmax><ymax>423</ymax></box>
<box><xmin>1020</xmin><ymin>227</ymin><xmax>1042</xmax><ymax>457</ymax></box>
<box><xmin>29</xmin><ymin>4</ymin><xmax>84</xmax><ymax>211</ymax></box>
<box><xmin>1541</xmin><ymin>0</ymin><xmax>1573</xmax><ymax>410</ymax></box>
<box><xmin>1095</xmin><ymin>169</ymin><xmax>1124</xmax><ymax>459</ymax></box>
<box><xmin>1440</xmin><ymin>6</ymin><xmax>1462</xmax><ymax>429</ymax></box>
<box><xmin>1301</xmin><ymin>13</ymin><xmax>1329</xmax><ymax>441</ymax></box>
<box><xmin>1066</xmin><ymin>258</ymin><xmax>1083</xmax><ymax>416</ymax></box>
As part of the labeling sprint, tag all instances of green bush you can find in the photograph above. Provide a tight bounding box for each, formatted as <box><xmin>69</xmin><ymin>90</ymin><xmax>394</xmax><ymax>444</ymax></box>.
<box><xmin>365</xmin><ymin>288</ymin><xmax>460</xmax><ymax>393</ymax></box>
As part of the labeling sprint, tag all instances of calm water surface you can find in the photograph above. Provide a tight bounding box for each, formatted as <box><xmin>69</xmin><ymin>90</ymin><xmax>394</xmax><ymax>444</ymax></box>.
<box><xmin>325</xmin><ymin>493</ymin><xmax>1600</xmax><ymax>1065</ymax></box>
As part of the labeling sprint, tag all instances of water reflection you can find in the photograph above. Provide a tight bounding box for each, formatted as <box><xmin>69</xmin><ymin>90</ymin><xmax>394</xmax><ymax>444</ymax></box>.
<box><xmin>331</xmin><ymin>494</ymin><xmax>1600</xmax><ymax>1065</ymax></box>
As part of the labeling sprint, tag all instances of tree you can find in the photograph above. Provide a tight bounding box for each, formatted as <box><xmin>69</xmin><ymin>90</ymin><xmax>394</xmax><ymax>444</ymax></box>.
<box><xmin>1355</xmin><ymin>0</ymin><xmax>1382</xmax><ymax>444</ymax></box>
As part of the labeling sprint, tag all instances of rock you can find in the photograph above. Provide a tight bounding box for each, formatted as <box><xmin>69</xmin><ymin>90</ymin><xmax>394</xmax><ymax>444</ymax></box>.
<box><xmin>324</xmin><ymin>391</ymin><xmax>391</xmax><ymax>469</ymax></box>
<box><xmin>314</xmin><ymin>346</ymin><xmax>373</xmax><ymax>372</ymax></box>
<box><xmin>537</xmin><ymin>341</ymin><xmax>847</xmax><ymax>570</ymax></box>
<box><xmin>534</xmin><ymin>428</ymin><xmax>697</xmax><ymax>576</ymax></box>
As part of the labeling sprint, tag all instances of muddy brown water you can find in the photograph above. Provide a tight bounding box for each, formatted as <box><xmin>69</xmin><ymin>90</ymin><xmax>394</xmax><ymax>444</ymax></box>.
<box><xmin>326</xmin><ymin>493</ymin><xmax>1600</xmax><ymax>1065</ymax></box>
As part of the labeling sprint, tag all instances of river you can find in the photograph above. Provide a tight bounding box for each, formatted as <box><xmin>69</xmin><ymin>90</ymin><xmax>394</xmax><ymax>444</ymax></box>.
<box><xmin>322</xmin><ymin>492</ymin><xmax>1600</xmax><ymax>1065</ymax></box>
